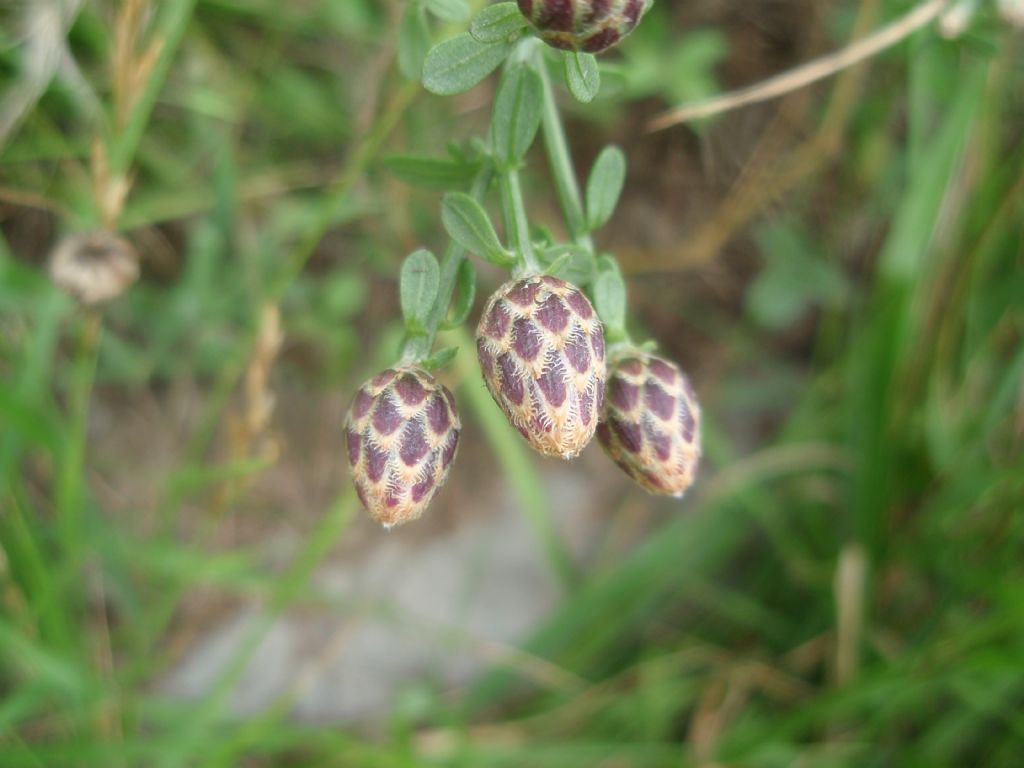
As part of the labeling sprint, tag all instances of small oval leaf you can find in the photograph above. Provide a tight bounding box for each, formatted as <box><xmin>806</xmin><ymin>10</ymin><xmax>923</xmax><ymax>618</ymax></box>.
<box><xmin>397</xmin><ymin>1</ymin><xmax>431</xmax><ymax>81</ymax></box>
<box><xmin>422</xmin><ymin>345</ymin><xmax>460</xmax><ymax>371</ymax></box>
<box><xmin>539</xmin><ymin>244</ymin><xmax>596</xmax><ymax>285</ymax></box>
<box><xmin>470</xmin><ymin>2</ymin><xmax>527</xmax><ymax>43</ymax></box>
<box><xmin>563</xmin><ymin>51</ymin><xmax>600</xmax><ymax>104</ymax></box>
<box><xmin>400</xmin><ymin>249</ymin><xmax>441</xmax><ymax>335</ymax></box>
<box><xmin>423</xmin><ymin>34</ymin><xmax>513</xmax><ymax>96</ymax></box>
<box><xmin>491</xmin><ymin>65</ymin><xmax>544</xmax><ymax>167</ymax></box>
<box><xmin>441</xmin><ymin>192</ymin><xmax>515</xmax><ymax>267</ymax></box>
<box><xmin>593</xmin><ymin>267</ymin><xmax>627</xmax><ymax>337</ymax></box>
<box><xmin>586</xmin><ymin>145</ymin><xmax>627</xmax><ymax>231</ymax></box>
<box><xmin>441</xmin><ymin>258</ymin><xmax>477</xmax><ymax>330</ymax></box>
<box><xmin>384</xmin><ymin>154</ymin><xmax>480</xmax><ymax>190</ymax></box>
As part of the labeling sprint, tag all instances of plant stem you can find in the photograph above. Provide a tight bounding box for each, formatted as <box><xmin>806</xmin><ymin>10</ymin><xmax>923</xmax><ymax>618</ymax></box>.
<box><xmin>451</xmin><ymin>329</ymin><xmax>577</xmax><ymax>591</ymax></box>
<box><xmin>49</xmin><ymin>310</ymin><xmax>103</xmax><ymax>637</ymax></box>
<box><xmin>401</xmin><ymin>165</ymin><xmax>494</xmax><ymax>364</ymax></box>
<box><xmin>498</xmin><ymin>168</ymin><xmax>542</xmax><ymax>276</ymax></box>
<box><xmin>535</xmin><ymin>53</ymin><xmax>594</xmax><ymax>253</ymax></box>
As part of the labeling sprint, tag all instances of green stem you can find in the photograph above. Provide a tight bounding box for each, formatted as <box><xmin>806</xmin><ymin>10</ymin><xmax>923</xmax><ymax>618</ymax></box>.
<box><xmin>498</xmin><ymin>168</ymin><xmax>542</xmax><ymax>275</ymax></box>
<box><xmin>401</xmin><ymin>165</ymin><xmax>494</xmax><ymax>364</ymax></box>
<box><xmin>535</xmin><ymin>53</ymin><xmax>594</xmax><ymax>252</ymax></box>
<box><xmin>56</xmin><ymin>313</ymin><xmax>101</xmax><ymax>584</ymax></box>
<box><xmin>452</xmin><ymin>329</ymin><xmax>577</xmax><ymax>591</ymax></box>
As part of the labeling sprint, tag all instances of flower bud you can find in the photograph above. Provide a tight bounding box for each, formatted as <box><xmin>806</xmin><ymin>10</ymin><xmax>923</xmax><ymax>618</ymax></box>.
<box><xmin>597</xmin><ymin>352</ymin><xmax>701</xmax><ymax>497</ymax></box>
<box><xmin>477</xmin><ymin>275</ymin><xmax>606</xmax><ymax>458</ymax></box>
<box><xmin>344</xmin><ymin>366</ymin><xmax>460</xmax><ymax>528</ymax></box>
<box><xmin>517</xmin><ymin>0</ymin><xmax>649</xmax><ymax>53</ymax></box>
<box><xmin>48</xmin><ymin>232</ymin><xmax>139</xmax><ymax>305</ymax></box>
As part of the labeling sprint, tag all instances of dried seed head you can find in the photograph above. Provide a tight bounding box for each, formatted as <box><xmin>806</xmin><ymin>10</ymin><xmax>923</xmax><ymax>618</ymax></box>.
<box><xmin>517</xmin><ymin>0</ymin><xmax>650</xmax><ymax>53</ymax></box>
<box><xmin>48</xmin><ymin>232</ymin><xmax>139</xmax><ymax>305</ymax></box>
<box><xmin>345</xmin><ymin>366</ymin><xmax>461</xmax><ymax>528</ymax></box>
<box><xmin>477</xmin><ymin>275</ymin><xmax>606</xmax><ymax>459</ymax></box>
<box><xmin>597</xmin><ymin>352</ymin><xmax>701</xmax><ymax>497</ymax></box>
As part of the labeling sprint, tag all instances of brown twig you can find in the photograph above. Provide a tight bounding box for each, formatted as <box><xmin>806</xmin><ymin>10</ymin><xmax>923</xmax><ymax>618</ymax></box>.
<box><xmin>648</xmin><ymin>0</ymin><xmax>951</xmax><ymax>131</ymax></box>
<box><xmin>628</xmin><ymin>0</ymin><xmax>885</xmax><ymax>275</ymax></box>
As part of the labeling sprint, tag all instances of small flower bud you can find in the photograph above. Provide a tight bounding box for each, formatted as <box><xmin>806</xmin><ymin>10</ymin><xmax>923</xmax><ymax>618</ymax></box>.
<box><xmin>597</xmin><ymin>352</ymin><xmax>701</xmax><ymax>497</ymax></box>
<box><xmin>48</xmin><ymin>232</ymin><xmax>139</xmax><ymax>305</ymax></box>
<box><xmin>477</xmin><ymin>275</ymin><xmax>606</xmax><ymax>459</ymax></box>
<box><xmin>517</xmin><ymin>0</ymin><xmax>650</xmax><ymax>53</ymax></box>
<box><xmin>345</xmin><ymin>366</ymin><xmax>461</xmax><ymax>528</ymax></box>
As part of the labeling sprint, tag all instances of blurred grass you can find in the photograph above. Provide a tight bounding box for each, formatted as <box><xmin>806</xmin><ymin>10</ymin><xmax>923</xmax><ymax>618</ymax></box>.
<box><xmin>1</xmin><ymin>1</ymin><xmax>1023</xmax><ymax>766</ymax></box>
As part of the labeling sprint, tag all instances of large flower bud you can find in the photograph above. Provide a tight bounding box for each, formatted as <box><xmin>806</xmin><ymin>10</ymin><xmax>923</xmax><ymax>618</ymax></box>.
<box><xmin>344</xmin><ymin>366</ymin><xmax>460</xmax><ymax>528</ymax></box>
<box><xmin>477</xmin><ymin>275</ymin><xmax>606</xmax><ymax>458</ymax></box>
<box><xmin>597</xmin><ymin>352</ymin><xmax>701</xmax><ymax>496</ymax></box>
<box><xmin>517</xmin><ymin>0</ymin><xmax>649</xmax><ymax>53</ymax></box>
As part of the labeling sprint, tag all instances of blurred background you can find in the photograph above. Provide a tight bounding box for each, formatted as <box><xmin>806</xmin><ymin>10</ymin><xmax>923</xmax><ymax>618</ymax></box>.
<box><xmin>1</xmin><ymin>0</ymin><xmax>1022</xmax><ymax>765</ymax></box>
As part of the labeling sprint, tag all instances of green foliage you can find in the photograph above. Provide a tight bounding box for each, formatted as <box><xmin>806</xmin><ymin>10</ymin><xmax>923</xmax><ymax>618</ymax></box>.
<box><xmin>563</xmin><ymin>51</ymin><xmax>601</xmax><ymax>103</ymax></box>
<box><xmin>538</xmin><ymin>243</ymin><xmax>595</xmax><ymax>285</ymax></box>
<box><xmin>440</xmin><ymin>192</ymin><xmax>515</xmax><ymax>267</ymax></box>
<box><xmin>470</xmin><ymin>2</ymin><xmax>528</xmax><ymax>44</ymax></box>
<box><xmin>421</xmin><ymin>345</ymin><xmax>460</xmax><ymax>370</ymax></box>
<box><xmin>440</xmin><ymin>258</ymin><xmax>477</xmax><ymax>329</ymax></box>
<box><xmin>423</xmin><ymin>33</ymin><xmax>513</xmax><ymax>95</ymax></box>
<box><xmin>747</xmin><ymin>221</ymin><xmax>848</xmax><ymax>329</ymax></box>
<box><xmin>592</xmin><ymin>256</ymin><xmax>628</xmax><ymax>340</ymax></box>
<box><xmin>491</xmin><ymin>63</ymin><xmax>544</xmax><ymax>167</ymax></box>
<box><xmin>398</xmin><ymin>1</ymin><xmax>432</xmax><ymax>80</ymax></box>
<box><xmin>400</xmin><ymin>249</ymin><xmax>441</xmax><ymax>335</ymax></box>
<box><xmin>384</xmin><ymin>152</ymin><xmax>481</xmax><ymax>190</ymax></box>
<box><xmin>585</xmin><ymin>145</ymin><xmax>627</xmax><ymax>231</ymax></box>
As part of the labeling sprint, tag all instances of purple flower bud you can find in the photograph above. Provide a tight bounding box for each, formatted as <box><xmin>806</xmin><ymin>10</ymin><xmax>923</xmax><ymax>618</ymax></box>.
<box><xmin>477</xmin><ymin>275</ymin><xmax>606</xmax><ymax>458</ymax></box>
<box><xmin>345</xmin><ymin>367</ymin><xmax>460</xmax><ymax>527</ymax></box>
<box><xmin>597</xmin><ymin>352</ymin><xmax>701</xmax><ymax>496</ymax></box>
<box><xmin>517</xmin><ymin>0</ymin><xmax>649</xmax><ymax>53</ymax></box>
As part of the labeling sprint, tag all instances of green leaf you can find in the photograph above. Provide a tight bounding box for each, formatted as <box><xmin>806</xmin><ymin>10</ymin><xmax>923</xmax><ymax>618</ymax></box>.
<box><xmin>441</xmin><ymin>192</ymin><xmax>515</xmax><ymax>267</ymax></box>
<box><xmin>593</xmin><ymin>266</ymin><xmax>627</xmax><ymax>336</ymax></box>
<box><xmin>383</xmin><ymin>154</ymin><xmax>480</xmax><ymax>190</ymax></box>
<box><xmin>491</xmin><ymin>64</ymin><xmax>543</xmax><ymax>167</ymax></box>
<box><xmin>422</xmin><ymin>346</ymin><xmax>460</xmax><ymax>371</ymax></box>
<box><xmin>397</xmin><ymin>1</ymin><xmax>431</xmax><ymax>81</ymax></box>
<box><xmin>563</xmin><ymin>51</ymin><xmax>600</xmax><ymax>103</ymax></box>
<box><xmin>538</xmin><ymin>244</ymin><xmax>595</xmax><ymax>285</ymax></box>
<box><xmin>425</xmin><ymin>0</ymin><xmax>470</xmax><ymax>22</ymax></box>
<box><xmin>400</xmin><ymin>249</ymin><xmax>441</xmax><ymax>335</ymax></box>
<box><xmin>586</xmin><ymin>145</ymin><xmax>627</xmax><ymax>231</ymax></box>
<box><xmin>423</xmin><ymin>34</ymin><xmax>513</xmax><ymax>96</ymax></box>
<box><xmin>747</xmin><ymin>222</ymin><xmax>849</xmax><ymax>330</ymax></box>
<box><xmin>470</xmin><ymin>2</ymin><xmax>527</xmax><ymax>43</ymax></box>
<box><xmin>441</xmin><ymin>258</ymin><xmax>477</xmax><ymax>330</ymax></box>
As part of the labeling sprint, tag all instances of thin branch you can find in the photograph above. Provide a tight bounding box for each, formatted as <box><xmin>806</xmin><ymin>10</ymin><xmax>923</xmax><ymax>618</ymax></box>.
<box><xmin>648</xmin><ymin>0</ymin><xmax>950</xmax><ymax>132</ymax></box>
